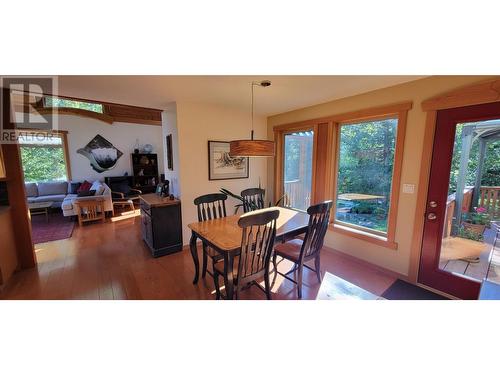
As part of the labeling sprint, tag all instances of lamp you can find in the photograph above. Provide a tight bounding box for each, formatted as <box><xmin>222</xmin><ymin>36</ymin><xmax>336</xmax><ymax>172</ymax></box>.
<box><xmin>229</xmin><ymin>80</ymin><xmax>275</xmax><ymax>157</ymax></box>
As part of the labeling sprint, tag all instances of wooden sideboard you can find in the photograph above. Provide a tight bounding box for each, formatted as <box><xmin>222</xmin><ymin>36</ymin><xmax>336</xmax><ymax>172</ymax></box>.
<box><xmin>139</xmin><ymin>193</ymin><xmax>183</xmax><ymax>257</ymax></box>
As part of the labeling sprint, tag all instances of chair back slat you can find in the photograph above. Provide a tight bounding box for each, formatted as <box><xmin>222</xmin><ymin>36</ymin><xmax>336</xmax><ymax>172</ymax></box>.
<box><xmin>237</xmin><ymin>209</ymin><xmax>279</xmax><ymax>281</ymax></box>
<box><xmin>194</xmin><ymin>193</ymin><xmax>228</xmax><ymax>222</ymax></box>
<box><xmin>300</xmin><ymin>201</ymin><xmax>333</xmax><ymax>260</ymax></box>
<box><xmin>241</xmin><ymin>188</ymin><xmax>265</xmax><ymax>213</ymax></box>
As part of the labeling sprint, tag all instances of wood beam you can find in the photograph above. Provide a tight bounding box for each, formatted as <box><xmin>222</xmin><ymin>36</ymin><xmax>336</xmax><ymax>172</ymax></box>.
<box><xmin>454</xmin><ymin>126</ymin><xmax>473</xmax><ymax>229</ymax></box>
<box><xmin>472</xmin><ymin>139</ymin><xmax>487</xmax><ymax>207</ymax></box>
<box><xmin>1</xmin><ymin>88</ymin><xmax>36</xmax><ymax>269</ymax></box>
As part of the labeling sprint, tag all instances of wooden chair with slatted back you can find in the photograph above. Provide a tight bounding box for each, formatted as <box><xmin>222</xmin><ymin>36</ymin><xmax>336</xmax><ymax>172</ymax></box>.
<box><xmin>272</xmin><ymin>200</ymin><xmax>333</xmax><ymax>299</ymax></box>
<box><xmin>241</xmin><ymin>188</ymin><xmax>265</xmax><ymax>213</ymax></box>
<box><xmin>193</xmin><ymin>193</ymin><xmax>228</xmax><ymax>279</ymax></box>
<box><xmin>213</xmin><ymin>209</ymin><xmax>279</xmax><ymax>300</ymax></box>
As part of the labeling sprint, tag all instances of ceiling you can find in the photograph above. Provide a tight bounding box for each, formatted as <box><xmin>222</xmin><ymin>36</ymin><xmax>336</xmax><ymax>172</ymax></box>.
<box><xmin>56</xmin><ymin>76</ymin><xmax>426</xmax><ymax>116</ymax></box>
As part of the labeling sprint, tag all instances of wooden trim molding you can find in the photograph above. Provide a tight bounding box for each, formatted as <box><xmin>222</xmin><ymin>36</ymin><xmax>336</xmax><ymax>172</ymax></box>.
<box><xmin>421</xmin><ymin>78</ymin><xmax>500</xmax><ymax>111</ymax></box>
<box><xmin>273</xmin><ymin>101</ymin><xmax>413</xmax><ymax>130</ymax></box>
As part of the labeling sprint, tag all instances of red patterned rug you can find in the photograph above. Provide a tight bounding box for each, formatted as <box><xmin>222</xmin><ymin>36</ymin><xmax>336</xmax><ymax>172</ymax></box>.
<box><xmin>31</xmin><ymin>212</ymin><xmax>75</xmax><ymax>244</ymax></box>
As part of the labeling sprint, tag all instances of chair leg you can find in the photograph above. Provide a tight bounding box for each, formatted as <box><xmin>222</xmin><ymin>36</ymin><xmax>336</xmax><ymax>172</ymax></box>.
<box><xmin>272</xmin><ymin>252</ymin><xmax>278</xmax><ymax>286</ymax></box>
<box><xmin>202</xmin><ymin>244</ymin><xmax>208</xmax><ymax>278</ymax></box>
<box><xmin>264</xmin><ymin>270</ymin><xmax>272</xmax><ymax>300</ymax></box>
<box><xmin>297</xmin><ymin>264</ymin><xmax>303</xmax><ymax>299</ymax></box>
<box><xmin>213</xmin><ymin>268</ymin><xmax>221</xmax><ymax>300</ymax></box>
<box><xmin>314</xmin><ymin>255</ymin><xmax>322</xmax><ymax>284</ymax></box>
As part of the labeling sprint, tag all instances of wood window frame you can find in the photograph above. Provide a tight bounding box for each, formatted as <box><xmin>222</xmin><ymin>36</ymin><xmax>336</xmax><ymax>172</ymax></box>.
<box><xmin>18</xmin><ymin>129</ymin><xmax>72</xmax><ymax>181</ymax></box>
<box><xmin>274</xmin><ymin>101</ymin><xmax>412</xmax><ymax>250</ymax></box>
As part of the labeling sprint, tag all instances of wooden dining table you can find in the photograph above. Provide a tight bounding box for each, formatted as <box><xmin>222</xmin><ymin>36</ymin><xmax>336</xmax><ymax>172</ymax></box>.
<box><xmin>188</xmin><ymin>206</ymin><xmax>310</xmax><ymax>299</ymax></box>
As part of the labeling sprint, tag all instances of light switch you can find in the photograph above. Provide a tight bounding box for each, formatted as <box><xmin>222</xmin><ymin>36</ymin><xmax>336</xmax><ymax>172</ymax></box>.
<box><xmin>402</xmin><ymin>184</ymin><xmax>415</xmax><ymax>194</ymax></box>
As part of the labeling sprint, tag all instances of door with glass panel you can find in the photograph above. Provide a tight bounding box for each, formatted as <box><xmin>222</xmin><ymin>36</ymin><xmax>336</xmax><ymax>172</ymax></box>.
<box><xmin>419</xmin><ymin>102</ymin><xmax>500</xmax><ymax>299</ymax></box>
<box><xmin>283</xmin><ymin>130</ymin><xmax>314</xmax><ymax>211</ymax></box>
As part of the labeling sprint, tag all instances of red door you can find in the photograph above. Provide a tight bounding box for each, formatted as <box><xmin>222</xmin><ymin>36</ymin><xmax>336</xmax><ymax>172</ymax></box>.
<box><xmin>419</xmin><ymin>101</ymin><xmax>500</xmax><ymax>299</ymax></box>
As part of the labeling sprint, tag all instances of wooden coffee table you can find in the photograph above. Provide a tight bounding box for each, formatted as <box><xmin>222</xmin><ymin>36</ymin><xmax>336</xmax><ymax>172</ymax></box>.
<box><xmin>28</xmin><ymin>201</ymin><xmax>53</xmax><ymax>222</ymax></box>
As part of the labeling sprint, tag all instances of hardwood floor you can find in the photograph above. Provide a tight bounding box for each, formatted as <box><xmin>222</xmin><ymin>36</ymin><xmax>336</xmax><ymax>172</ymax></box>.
<box><xmin>0</xmin><ymin>215</ymin><xmax>397</xmax><ymax>300</ymax></box>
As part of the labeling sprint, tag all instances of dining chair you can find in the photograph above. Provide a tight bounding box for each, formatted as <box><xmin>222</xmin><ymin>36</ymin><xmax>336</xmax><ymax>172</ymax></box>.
<box><xmin>193</xmin><ymin>193</ymin><xmax>228</xmax><ymax>279</ymax></box>
<box><xmin>241</xmin><ymin>188</ymin><xmax>265</xmax><ymax>213</ymax></box>
<box><xmin>272</xmin><ymin>200</ymin><xmax>333</xmax><ymax>299</ymax></box>
<box><xmin>213</xmin><ymin>209</ymin><xmax>280</xmax><ymax>300</ymax></box>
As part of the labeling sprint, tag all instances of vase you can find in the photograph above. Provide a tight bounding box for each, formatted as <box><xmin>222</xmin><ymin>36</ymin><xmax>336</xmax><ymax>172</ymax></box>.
<box><xmin>463</xmin><ymin>222</ymin><xmax>486</xmax><ymax>235</ymax></box>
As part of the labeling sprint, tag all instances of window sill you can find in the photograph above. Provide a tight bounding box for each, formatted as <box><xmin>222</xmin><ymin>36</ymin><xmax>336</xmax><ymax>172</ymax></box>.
<box><xmin>328</xmin><ymin>223</ymin><xmax>398</xmax><ymax>250</ymax></box>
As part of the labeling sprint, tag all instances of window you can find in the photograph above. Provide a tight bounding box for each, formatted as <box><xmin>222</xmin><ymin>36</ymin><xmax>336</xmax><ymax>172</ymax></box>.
<box><xmin>283</xmin><ymin>130</ymin><xmax>314</xmax><ymax>211</ymax></box>
<box><xmin>335</xmin><ymin>118</ymin><xmax>397</xmax><ymax>236</ymax></box>
<box><xmin>274</xmin><ymin>102</ymin><xmax>410</xmax><ymax>249</ymax></box>
<box><xmin>19</xmin><ymin>131</ymin><xmax>70</xmax><ymax>182</ymax></box>
<box><xmin>44</xmin><ymin>97</ymin><xmax>104</xmax><ymax>113</ymax></box>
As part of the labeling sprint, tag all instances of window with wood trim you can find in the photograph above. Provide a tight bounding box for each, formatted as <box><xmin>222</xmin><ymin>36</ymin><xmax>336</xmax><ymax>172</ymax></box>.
<box><xmin>274</xmin><ymin>102</ymin><xmax>411</xmax><ymax>249</ymax></box>
<box><xmin>19</xmin><ymin>131</ymin><xmax>71</xmax><ymax>182</ymax></box>
<box><xmin>43</xmin><ymin>97</ymin><xmax>104</xmax><ymax>113</ymax></box>
<box><xmin>334</xmin><ymin>117</ymin><xmax>398</xmax><ymax>236</ymax></box>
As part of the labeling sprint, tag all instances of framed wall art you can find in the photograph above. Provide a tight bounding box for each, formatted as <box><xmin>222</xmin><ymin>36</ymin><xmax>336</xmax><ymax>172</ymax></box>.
<box><xmin>208</xmin><ymin>141</ymin><xmax>249</xmax><ymax>180</ymax></box>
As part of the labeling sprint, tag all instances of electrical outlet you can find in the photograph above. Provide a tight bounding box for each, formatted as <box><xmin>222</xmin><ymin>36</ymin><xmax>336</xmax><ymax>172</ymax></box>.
<box><xmin>402</xmin><ymin>184</ymin><xmax>415</xmax><ymax>194</ymax></box>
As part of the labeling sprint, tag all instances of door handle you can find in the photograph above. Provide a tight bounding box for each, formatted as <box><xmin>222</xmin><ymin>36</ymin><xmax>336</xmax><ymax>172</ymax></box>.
<box><xmin>427</xmin><ymin>213</ymin><xmax>437</xmax><ymax>221</ymax></box>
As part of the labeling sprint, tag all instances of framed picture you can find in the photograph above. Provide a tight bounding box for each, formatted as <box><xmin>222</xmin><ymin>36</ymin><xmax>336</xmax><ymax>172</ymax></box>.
<box><xmin>166</xmin><ymin>134</ymin><xmax>174</xmax><ymax>170</ymax></box>
<box><xmin>208</xmin><ymin>141</ymin><xmax>249</xmax><ymax>180</ymax></box>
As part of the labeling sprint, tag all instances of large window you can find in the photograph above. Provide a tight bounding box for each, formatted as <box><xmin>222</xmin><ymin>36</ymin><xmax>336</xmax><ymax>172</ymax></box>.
<box><xmin>19</xmin><ymin>132</ymin><xmax>70</xmax><ymax>182</ymax></box>
<box><xmin>275</xmin><ymin>102</ymin><xmax>410</xmax><ymax>249</ymax></box>
<box><xmin>335</xmin><ymin>118</ymin><xmax>397</xmax><ymax>235</ymax></box>
<box><xmin>283</xmin><ymin>130</ymin><xmax>314</xmax><ymax>211</ymax></box>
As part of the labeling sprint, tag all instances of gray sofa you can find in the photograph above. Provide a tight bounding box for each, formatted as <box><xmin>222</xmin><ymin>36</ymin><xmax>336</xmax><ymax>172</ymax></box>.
<box><xmin>25</xmin><ymin>180</ymin><xmax>113</xmax><ymax>217</ymax></box>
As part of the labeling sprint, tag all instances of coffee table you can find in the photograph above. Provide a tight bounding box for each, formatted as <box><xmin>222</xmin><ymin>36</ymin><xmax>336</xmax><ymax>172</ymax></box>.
<box><xmin>28</xmin><ymin>201</ymin><xmax>53</xmax><ymax>222</ymax></box>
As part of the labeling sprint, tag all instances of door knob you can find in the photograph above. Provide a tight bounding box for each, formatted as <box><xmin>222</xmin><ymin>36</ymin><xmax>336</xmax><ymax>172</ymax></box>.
<box><xmin>427</xmin><ymin>213</ymin><xmax>437</xmax><ymax>220</ymax></box>
<box><xmin>429</xmin><ymin>201</ymin><xmax>438</xmax><ymax>208</ymax></box>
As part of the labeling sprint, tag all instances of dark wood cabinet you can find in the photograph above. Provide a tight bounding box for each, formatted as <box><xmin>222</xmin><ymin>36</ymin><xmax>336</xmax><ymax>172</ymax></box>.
<box><xmin>139</xmin><ymin>193</ymin><xmax>183</xmax><ymax>257</ymax></box>
<box><xmin>131</xmin><ymin>153</ymin><xmax>159</xmax><ymax>194</ymax></box>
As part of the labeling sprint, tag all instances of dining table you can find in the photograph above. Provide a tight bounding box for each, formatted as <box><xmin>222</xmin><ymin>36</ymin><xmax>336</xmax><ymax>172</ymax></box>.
<box><xmin>188</xmin><ymin>206</ymin><xmax>310</xmax><ymax>299</ymax></box>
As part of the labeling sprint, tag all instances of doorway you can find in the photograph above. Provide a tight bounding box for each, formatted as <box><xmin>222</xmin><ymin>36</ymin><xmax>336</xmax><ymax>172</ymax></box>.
<box><xmin>419</xmin><ymin>102</ymin><xmax>500</xmax><ymax>299</ymax></box>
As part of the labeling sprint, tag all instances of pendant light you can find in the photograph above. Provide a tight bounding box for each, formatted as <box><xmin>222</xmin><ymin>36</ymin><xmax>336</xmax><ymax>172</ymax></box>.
<box><xmin>229</xmin><ymin>80</ymin><xmax>275</xmax><ymax>157</ymax></box>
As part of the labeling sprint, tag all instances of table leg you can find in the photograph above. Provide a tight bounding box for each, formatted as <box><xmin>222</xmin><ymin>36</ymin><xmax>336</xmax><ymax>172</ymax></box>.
<box><xmin>224</xmin><ymin>252</ymin><xmax>235</xmax><ymax>300</ymax></box>
<box><xmin>190</xmin><ymin>230</ymin><xmax>200</xmax><ymax>284</ymax></box>
<box><xmin>45</xmin><ymin>208</ymin><xmax>49</xmax><ymax>223</ymax></box>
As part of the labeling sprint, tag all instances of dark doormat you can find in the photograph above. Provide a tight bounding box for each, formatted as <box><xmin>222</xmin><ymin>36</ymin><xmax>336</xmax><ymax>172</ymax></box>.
<box><xmin>381</xmin><ymin>279</ymin><xmax>448</xmax><ymax>300</ymax></box>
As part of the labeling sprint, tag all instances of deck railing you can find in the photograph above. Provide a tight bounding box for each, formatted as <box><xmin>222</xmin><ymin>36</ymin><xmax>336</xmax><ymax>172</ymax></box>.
<box><xmin>479</xmin><ymin>186</ymin><xmax>500</xmax><ymax>219</ymax></box>
<box><xmin>283</xmin><ymin>179</ymin><xmax>311</xmax><ymax>209</ymax></box>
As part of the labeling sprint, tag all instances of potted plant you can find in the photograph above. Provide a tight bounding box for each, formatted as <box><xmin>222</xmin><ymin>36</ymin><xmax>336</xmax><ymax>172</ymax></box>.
<box><xmin>462</xmin><ymin>207</ymin><xmax>489</xmax><ymax>235</ymax></box>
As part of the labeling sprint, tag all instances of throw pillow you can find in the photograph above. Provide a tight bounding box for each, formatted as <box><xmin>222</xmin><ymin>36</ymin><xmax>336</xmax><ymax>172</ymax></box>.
<box><xmin>77</xmin><ymin>180</ymin><xmax>92</xmax><ymax>193</ymax></box>
<box><xmin>77</xmin><ymin>189</ymin><xmax>96</xmax><ymax>197</ymax></box>
<box><xmin>69</xmin><ymin>182</ymin><xmax>81</xmax><ymax>194</ymax></box>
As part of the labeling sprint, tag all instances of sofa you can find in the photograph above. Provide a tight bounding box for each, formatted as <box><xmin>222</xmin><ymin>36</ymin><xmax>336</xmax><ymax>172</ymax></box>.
<box><xmin>25</xmin><ymin>180</ymin><xmax>113</xmax><ymax>217</ymax></box>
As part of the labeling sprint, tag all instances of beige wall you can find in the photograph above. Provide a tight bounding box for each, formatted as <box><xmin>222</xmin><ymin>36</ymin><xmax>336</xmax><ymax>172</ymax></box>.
<box><xmin>268</xmin><ymin>75</ymin><xmax>498</xmax><ymax>276</ymax></box>
<box><xmin>176</xmin><ymin>102</ymin><xmax>268</xmax><ymax>244</ymax></box>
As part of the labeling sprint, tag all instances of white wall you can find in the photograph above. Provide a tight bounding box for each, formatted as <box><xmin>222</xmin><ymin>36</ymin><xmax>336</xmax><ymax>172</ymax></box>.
<box><xmin>176</xmin><ymin>102</ymin><xmax>268</xmax><ymax>244</ymax></box>
<box><xmin>161</xmin><ymin>104</ymin><xmax>181</xmax><ymax>196</ymax></box>
<box><xmin>56</xmin><ymin>115</ymin><xmax>164</xmax><ymax>182</ymax></box>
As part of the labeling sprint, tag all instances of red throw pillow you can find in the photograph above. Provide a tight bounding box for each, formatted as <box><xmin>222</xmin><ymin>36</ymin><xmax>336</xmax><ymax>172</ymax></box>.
<box><xmin>77</xmin><ymin>180</ymin><xmax>92</xmax><ymax>193</ymax></box>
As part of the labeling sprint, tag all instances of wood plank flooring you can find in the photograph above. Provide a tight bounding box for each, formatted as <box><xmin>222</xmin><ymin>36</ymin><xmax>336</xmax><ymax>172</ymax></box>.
<box><xmin>0</xmin><ymin>215</ymin><xmax>397</xmax><ymax>300</ymax></box>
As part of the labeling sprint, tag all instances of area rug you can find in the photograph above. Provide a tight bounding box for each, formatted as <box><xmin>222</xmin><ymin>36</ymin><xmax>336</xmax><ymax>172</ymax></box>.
<box><xmin>381</xmin><ymin>280</ymin><xmax>448</xmax><ymax>300</ymax></box>
<box><xmin>31</xmin><ymin>213</ymin><xmax>75</xmax><ymax>244</ymax></box>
